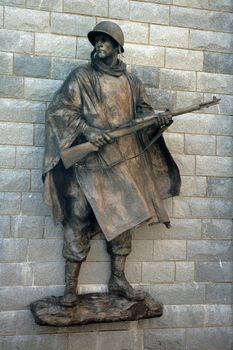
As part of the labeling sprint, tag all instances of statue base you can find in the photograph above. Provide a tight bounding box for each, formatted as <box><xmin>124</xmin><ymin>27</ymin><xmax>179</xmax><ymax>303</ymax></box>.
<box><xmin>30</xmin><ymin>292</ymin><xmax>163</xmax><ymax>326</ymax></box>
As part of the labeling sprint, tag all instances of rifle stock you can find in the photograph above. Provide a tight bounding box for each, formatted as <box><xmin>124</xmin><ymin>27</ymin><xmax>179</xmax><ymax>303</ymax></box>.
<box><xmin>61</xmin><ymin>96</ymin><xmax>221</xmax><ymax>169</ymax></box>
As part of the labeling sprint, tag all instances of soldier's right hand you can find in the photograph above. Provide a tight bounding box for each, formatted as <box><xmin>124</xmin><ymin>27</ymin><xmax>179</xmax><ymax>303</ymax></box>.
<box><xmin>82</xmin><ymin>125</ymin><xmax>112</xmax><ymax>148</ymax></box>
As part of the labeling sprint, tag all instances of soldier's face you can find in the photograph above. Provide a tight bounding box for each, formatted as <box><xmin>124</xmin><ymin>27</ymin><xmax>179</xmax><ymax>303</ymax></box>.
<box><xmin>94</xmin><ymin>34</ymin><xmax>118</xmax><ymax>60</ymax></box>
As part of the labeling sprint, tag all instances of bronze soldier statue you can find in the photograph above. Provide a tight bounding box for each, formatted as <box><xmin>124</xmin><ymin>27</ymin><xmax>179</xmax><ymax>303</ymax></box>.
<box><xmin>43</xmin><ymin>21</ymin><xmax>181</xmax><ymax>307</ymax></box>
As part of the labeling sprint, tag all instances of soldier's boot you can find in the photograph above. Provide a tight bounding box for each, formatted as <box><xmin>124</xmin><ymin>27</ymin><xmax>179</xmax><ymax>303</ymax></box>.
<box><xmin>60</xmin><ymin>261</ymin><xmax>81</xmax><ymax>307</ymax></box>
<box><xmin>108</xmin><ymin>255</ymin><xmax>146</xmax><ymax>301</ymax></box>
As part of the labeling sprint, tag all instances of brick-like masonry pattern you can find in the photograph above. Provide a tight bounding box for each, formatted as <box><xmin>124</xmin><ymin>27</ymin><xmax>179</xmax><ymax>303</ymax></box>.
<box><xmin>0</xmin><ymin>1</ymin><xmax>232</xmax><ymax>349</ymax></box>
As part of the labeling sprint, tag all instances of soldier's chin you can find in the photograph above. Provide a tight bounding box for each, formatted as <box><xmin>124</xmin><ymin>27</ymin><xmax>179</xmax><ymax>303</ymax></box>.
<box><xmin>96</xmin><ymin>52</ymin><xmax>106</xmax><ymax>59</ymax></box>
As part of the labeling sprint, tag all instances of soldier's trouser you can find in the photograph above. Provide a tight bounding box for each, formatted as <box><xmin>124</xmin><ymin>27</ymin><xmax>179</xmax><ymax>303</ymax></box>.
<box><xmin>62</xmin><ymin>175</ymin><xmax>132</xmax><ymax>262</ymax></box>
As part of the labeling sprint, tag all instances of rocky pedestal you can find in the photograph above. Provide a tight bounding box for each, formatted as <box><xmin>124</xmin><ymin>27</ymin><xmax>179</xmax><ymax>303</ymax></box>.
<box><xmin>30</xmin><ymin>292</ymin><xmax>163</xmax><ymax>327</ymax></box>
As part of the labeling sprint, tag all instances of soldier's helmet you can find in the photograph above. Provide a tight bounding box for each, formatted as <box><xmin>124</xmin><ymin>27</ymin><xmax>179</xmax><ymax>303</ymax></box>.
<box><xmin>88</xmin><ymin>21</ymin><xmax>124</xmax><ymax>53</ymax></box>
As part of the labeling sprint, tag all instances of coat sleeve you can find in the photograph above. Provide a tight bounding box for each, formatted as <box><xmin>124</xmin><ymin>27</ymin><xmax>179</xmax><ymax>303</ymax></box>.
<box><xmin>43</xmin><ymin>69</ymin><xmax>84</xmax><ymax>175</ymax></box>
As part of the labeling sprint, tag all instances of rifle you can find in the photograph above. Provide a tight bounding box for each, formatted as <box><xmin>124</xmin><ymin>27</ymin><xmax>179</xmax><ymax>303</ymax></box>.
<box><xmin>61</xmin><ymin>96</ymin><xmax>221</xmax><ymax>169</ymax></box>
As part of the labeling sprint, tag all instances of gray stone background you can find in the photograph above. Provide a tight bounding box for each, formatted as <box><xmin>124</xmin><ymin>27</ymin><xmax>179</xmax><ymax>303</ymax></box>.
<box><xmin>0</xmin><ymin>0</ymin><xmax>232</xmax><ymax>349</ymax></box>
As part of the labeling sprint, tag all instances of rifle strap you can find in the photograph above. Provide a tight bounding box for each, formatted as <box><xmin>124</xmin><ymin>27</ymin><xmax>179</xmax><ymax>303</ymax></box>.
<box><xmin>75</xmin><ymin>125</ymin><xmax>169</xmax><ymax>170</ymax></box>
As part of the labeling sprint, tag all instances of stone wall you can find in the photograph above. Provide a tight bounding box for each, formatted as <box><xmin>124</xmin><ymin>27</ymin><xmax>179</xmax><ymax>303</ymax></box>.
<box><xmin>0</xmin><ymin>1</ymin><xmax>232</xmax><ymax>349</ymax></box>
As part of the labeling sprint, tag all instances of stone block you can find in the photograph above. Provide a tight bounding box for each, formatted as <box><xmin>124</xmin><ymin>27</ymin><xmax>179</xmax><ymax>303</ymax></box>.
<box><xmin>16</xmin><ymin>146</ymin><xmax>44</xmax><ymax>169</ymax></box>
<box><xmin>25</xmin><ymin>78</ymin><xmax>62</xmax><ymax>102</ymax></box>
<box><xmin>0</xmin><ymin>192</ymin><xmax>21</xmax><ymax>215</ymax></box>
<box><xmin>64</xmin><ymin>0</ymin><xmax>108</xmax><ymax>16</ymax></box>
<box><xmin>34</xmin><ymin>124</ymin><xmax>45</xmax><ymax>147</ymax></box>
<box><xmin>14</xmin><ymin>54</ymin><xmax>51</xmax><ymax>78</ymax></box>
<box><xmin>26</xmin><ymin>0</ymin><xmax>62</xmax><ymax>11</ymax></box>
<box><xmin>186</xmin><ymin>327</ymin><xmax>233</xmax><ymax>350</ymax></box>
<box><xmin>140</xmin><ymin>304</ymin><xmax>233</xmax><ymax>329</ymax></box>
<box><xmin>180</xmin><ymin>176</ymin><xmax>206</xmax><ymax>197</ymax></box>
<box><xmin>144</xmin><ymin>329</ymin><xmax>186</xmax><ymax>350</ymax></box>
<box><xmin>196</xmin><ymin>155</ymin><xmax>233</xmax><ymax>177</ymax></box>
<box><xmin>187</xmin><ymin>240</ymin><xmax>232</xmax><ymax>261</ymax></box>
<box><xmin>0</xmin><ymin>99</ymin><xmax>45</xmax><ymax>123</ymax></box>
<box><xmin>0</xmin><ymin>239</ymin><xmax>27</xmax><ymax>262</ymax></box>
<box><xmin>0</xmin><ymin>335</ymin><xmax>68</xmax><ymax>350</ymax></box>
<box><xmin>0</xmin><ymin>122</ymin><xmax>33</xmax><ymax>145</ymax></box>
<box><xmin>190</xmin><ymin>29</ymin><xmax>233</xmax><ymax>53</ymax></box>
<box><xmin>204</xmin><ymin>52</ymin><xmax>233</xmax><ymax>75</ymax></box>
<box><xmin>195</xmin><ymin>262</ymin><xmax>232</xmax><ymax>282</ymax></box>
<box><xmin>143</xmin><ymin>283</ymin><xmax>205</xmax><ymax>304</ymax></box>
<box><xmin>185</xmin><ymin>134</ymin><xmax>216</xmax><ymax>155</ymax></box>
<box><xmin>109</xmin><ymin>0</ymin><xmax>130</xmax><ymax>19</ymax></box>
<box><xmin>171</xmin><ymin>6</ymin><xmax>233</xmax><ymax>33</ymax></box>
<box><xmin>51</xmin><ymin>13</ymin><xmax>96</xmax><ymax>37</ymax></box>
<box><xmin>86</xmin><ymin>239</ymin><xmax>110</xmax><ymax>262</ymax></box>
<box><xmin>173</xmin><ymin>0</ymin><xmax>208</xmax><ymax>8</ymax></box>
<box><xmin>4</xmin><ymin>7</ymin><xmax>49</xmax><ymax>32</ymax></box>
<box><xmin>127</xmin><ymin>240</ymin><xmax>153</xmax><ymax>261</ymax></box>
<box><xmin>76</xmin><ymin>38</ymin><xmax>92</xmax><ymax>60</ymax></box>
<box><xmin>98</xmin><ymin>18</ymin><xmax>149</xmax><ymax>44</ymax></box>
<box><xmin>168</xmin><ymin>113</ymin><xmax>233</xmax><ymax>136</ymax></box>
<box><xmin>163</xmin><ymin>133</ymin><xmax>184</xmax><ymax>154</ymax></box>
<box><xmin>130</xmin><ymin>1</ymin><xmax>169</xmax><ymax>25</ymax></box>
<box><xmin>124</xmin><ymin>44</ymin><xmax>164</xmax><ymax>67</ymax></box>
<box><xmin>140</xmin><ymin>218</ymin><xmax>201</xmax><ymax>240</ymax></box>
<box><xmin>202</xmin><ymin>219</ymin><xmax>232</xmax><ymax>240</ymax></box>
<box><xmin>142</xmin><ymin>262</ymin><xmax>175</xmax><ymax>282</ymax></box>
<box><xmin>0</xmin><ymin>311</ymin><xmax>17</xmax><ymax>335</ymax></box>
<box><xmin>150</xmin><ymin>24</ymin><xmax>188</xmax><ymax>48</ymax></box>
<box><xmin>172</xmin><ymin>154</ymin><xmax>195</xmax><ymax>175</ymax></box>
<box><xmin>44</xmin><ymin>216</ymin><xmax>64</xmax><ymax>239</ymax></box>
<box><xmin>79</xmin><ymin>262</ymin><xmax>110</xmax><ymax>284</ymax></box>
<box><xmin>3</xmin><ymin>0</ymin><xmax>25</xmax><ymax>6</ymax></box>
<box><xmin>28</xmin><ymin>239</ymin><xmax>63</xmax><ymax>262</ymax></box>
<box><xmin>0</xmin><ymin>146</ymin><xmax>15</xmax><ymax>168</ymax></box>
<box><xmin>217</xmin><ymin>136</ymin><xmax>233</xmax><ymax>156</ymax></box>
<box><xmin>31</xmin><ymin>170</ymin><xmax>43</xmax><ymax>192</ymax></box>
<box><xmin>0</xmin><ymin>6</ymin><xmax>2</xmax><ymax>27</ymax></box>
<box><xmin>159</xmin><ymin>69</ymin><xmax>196</xmax><ymax>91</ymax></box>
<box><xmin>35</xmin><ymin>33</ymin><xmax>76</xmax><ymax>58</ymax></box>
<box><xmin>0</xmin><ymin>76</ymin><xmax>24</xmax><ymax>98</ymax></box>
<box><xmin>208</xmin><ymin>0</ymin><xmax>233</xmax><ymax>12</ymax></box>
<box><xmin>98</xmin><ymin>330</ymin><xmax>142</xmax><ymax>350</ymax></box>
<box><xmin>204</xmin><ymin>93</ymin><xmax>233</xmax><ymax>115</ymax></box>
<box><xmin>0</xmin><ymin>216</ymin><xmax>10</xmax><ymax>238</ymax></box>
<box><xmin>197</xmin><ymin>72</ymin><xmax>233</xmax><ymax>94</ymax></box>
<box><xmin>207</xmin><ymin>177</ymin><xmax>233</xmax><ymax>198</ymax></box>
<box><xmin>0</xmin><ymin>286</ymin><xmax>64</xmax><ymax>311</ymax></box>
<box><xmin>0</xmin><ymin>169</ymin><xmax>30</xmax><ymax>191</ymax></box>
<box><xmin>131</xmin><ymin>66</ymin><xmax>159</xmax><ymax>88</ymax></box>
<box><xmin>173</xmin><ymin>197</ymin><xmax>232</xmax><ymax>218</ymax></box>
<box><xmin>11</xmin><ymin>216</ymin><xmax>44</xmax><ymax>239</ymax></box>
<box><xmin>176</xmin><ymin>261</ymin><xmax>194</xmax><ymax>281</ymax></box>
<box><xmin>0</xmin><ymin>263</ymin><xmax>32</xmax><ymax>286</ymax></box>
<box><xmin>133</xmin><ymin>0</ymin><xmax>171</xmax><ymax>3</ymax></box>
<box><xmin>206</xmin><ymin>283</ymin><xmax>232</xmax><ymax>304</ymax></box>
<box><xmin>51</xmin><ymin>58</ymin><xmax>85</xmax><ymax>80</ymax></box>
<box><xmin>0</xmin><ymin>52</ymin><xmax>13</xmax><ymax>74</ymax></box>
<box><xmin>153</xmin><ymin>240</ymin><xmax>186</xmax><ymax>261</ymax></box>
<box><xmin>125</xmin><ymin>262</ymin><xmax>141</xmax><ymax>283</ymax></box>
<box><xmin>0</xmin><ymin>29</ymin><xmax>34</xmax><ymax>54</ymax></box>
<box><xmin>166</xmin><ymin>48</ymin><xmax>203</xmax><ymax>71</ymax></box>
<box><xmin>176</xmin><ymin>91</ymin><xmax>204</xmax><ymax>109</ymax></box>
<box><xmin>69</xmin><ymin>333</ymin><xmax>97</xmax><ymax>350</ymax></box>
<box><xmin>147</xmin><ymin>218</ymin><xmax>201</xmax><ymax>240</ymax></box>
<box><xmin>147</xmin><ymin>88</ymin><xmax>176</xmax><ymax>110</ymax></box>
<box><xmin>21</xmin><ymin>193</ymin><xmax>49</xmax><ymax>216</ymax></box>
<box><xmin>32</xmin><ymin>262</ymin><xmax>65</xmax><ymax>286</ymax></box>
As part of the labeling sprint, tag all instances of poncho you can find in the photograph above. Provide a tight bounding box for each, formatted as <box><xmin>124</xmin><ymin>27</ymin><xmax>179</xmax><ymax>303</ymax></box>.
<box><xmin>43</xmin><ymin>58</ymin><xmax>181</xmax><ymax>241</ymax></box>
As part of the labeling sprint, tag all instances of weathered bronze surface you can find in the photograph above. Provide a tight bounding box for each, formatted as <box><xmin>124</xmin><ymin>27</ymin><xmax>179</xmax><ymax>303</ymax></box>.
<box><xmin>32</xmin><ymin>21</ymin><xmax>183</xmax><ymax>325</ymax></box>
<box><xmin>30</xmin><ymin>293</ymin><xmax>163</xmax><ymax>327</ymax></box>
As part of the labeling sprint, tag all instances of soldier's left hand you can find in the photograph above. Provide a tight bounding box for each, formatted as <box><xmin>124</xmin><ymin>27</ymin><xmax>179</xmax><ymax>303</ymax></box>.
<box><xmin>156</xmin><ymin>113</ymin><xmax>171</xmax><ymax>127</ymax></box>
